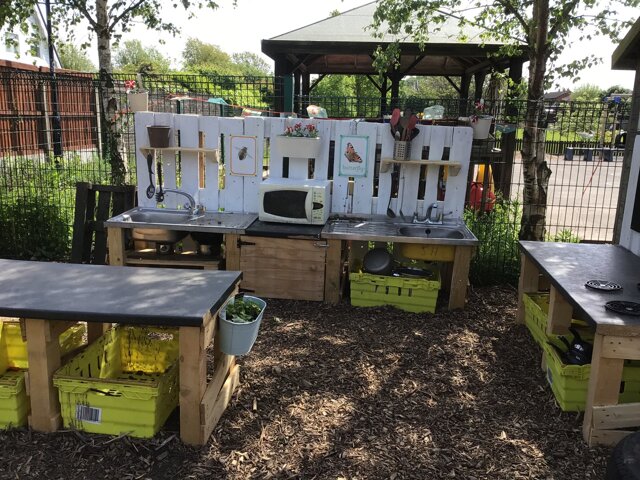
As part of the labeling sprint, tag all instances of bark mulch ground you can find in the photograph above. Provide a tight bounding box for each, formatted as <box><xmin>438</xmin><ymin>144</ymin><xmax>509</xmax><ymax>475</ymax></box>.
<box><xmin>0</xmin><ymin>286</ymin><xmax>612</xmax><ymax>479</ymax></box>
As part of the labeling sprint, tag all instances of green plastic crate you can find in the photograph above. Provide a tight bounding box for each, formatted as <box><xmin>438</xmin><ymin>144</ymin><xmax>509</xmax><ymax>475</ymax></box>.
<box><xmin>0</xmin><ymin>371</ymin><xmax>27</xmax><ymax>429</ymax></box>
<box><xmin>53</xmin><ymin>326</ymin><xmax>179</xmax><ymax>438</ymax></box>
<box><xmin>350</xmin><ymin>268</ymin><xmax>440</xmax><ymax>313</ymax></box>
<box><xmin>544</xmin><ymin>334</ymin><xmax>640</xmax><ymax>412</ymax></box>
<box><xmin>522</xmin><ymin>293</ymin><xmax>591</xmax><ymax>347</ymax></box>
<box><xmin>0</xmin><ymin>320</ymin><xmax>86</xmax><ymax>370</ymax></box>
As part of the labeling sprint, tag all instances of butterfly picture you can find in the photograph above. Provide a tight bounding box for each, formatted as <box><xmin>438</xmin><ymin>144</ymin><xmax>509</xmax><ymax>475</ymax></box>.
<box><xmin>344</xmin><ymin>142</ymin><xmax>362</xmax><ymax>163</ymax></box>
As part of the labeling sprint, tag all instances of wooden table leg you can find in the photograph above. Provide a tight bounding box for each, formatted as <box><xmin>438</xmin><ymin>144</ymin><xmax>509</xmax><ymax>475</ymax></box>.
<box><xmin>179</xmin><ymin>324</ymin><xmax>207</xmax><ymax>445</ymax></box>
<box><xmin>324</xmin><ymin>239</ymin><xmax>343</xmax><ymax>304</ymax></box>
<box><xmin>449</xmin><ymin>246</ymin><xmax>473</xmax><ymax>310</ymax></box>
<box><xmin>547</xmin><ymin>285</ymin><xmax>573</xmax><ymax>335</ymax></box>
<box><xmin>107</xmin><ymin>227</ymin><xmax>126</xmax><ymax>266</ymax></box>
<box><xmin>25</xmin><ymin>318</ymin><xmax>63</xmax><ymax>432</ymax></box>
<box><xmin>86</xmin><ymin>322</ymin><xmax>111</xmax><ymax>344</ymax></box>
<box><xmin>517</xmin><ymin>253</ymin><xmax>540</xmax><ymax>323</ymax></box>
<box><xmin>583</xmin><ymin>333</ymin><xmax>625</xmax><ymax>446</ymax></box>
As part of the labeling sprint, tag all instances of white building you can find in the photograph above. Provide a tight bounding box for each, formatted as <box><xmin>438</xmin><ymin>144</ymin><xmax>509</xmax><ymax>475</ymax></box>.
<box><xmin>0</xmin><ymin>5</ymin><xmax>60</xmax><ymax>68</ymax></box>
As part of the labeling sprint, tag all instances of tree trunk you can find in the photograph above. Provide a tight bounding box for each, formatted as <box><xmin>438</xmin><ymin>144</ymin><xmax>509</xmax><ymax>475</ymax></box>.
<box><xmin>519</xmin><ymin>0</ymin><xmax>552</xmax><ymax>241</ymax></box>
<box><xmin>96</xmin><ymin>0</ymin><xmax>127</xmax><ymax>184</ymax></box>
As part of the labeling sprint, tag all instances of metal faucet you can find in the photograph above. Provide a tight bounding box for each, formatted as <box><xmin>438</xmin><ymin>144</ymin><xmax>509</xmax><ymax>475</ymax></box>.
<box><xmin>156</xmin><ymin>188</ymin><xmax>204</xmax><ymax>216</ymax></box>
<box><xmin>413</xmin><ymin>202</ymin><xmax>451</xmax><ymax>225</ymax></box>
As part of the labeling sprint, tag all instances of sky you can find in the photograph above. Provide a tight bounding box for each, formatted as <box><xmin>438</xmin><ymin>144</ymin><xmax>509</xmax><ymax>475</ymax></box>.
<box><xmin>81</xmin><ymin>0</ymin><xmax>636</xmax><ymax>92</ymax></box>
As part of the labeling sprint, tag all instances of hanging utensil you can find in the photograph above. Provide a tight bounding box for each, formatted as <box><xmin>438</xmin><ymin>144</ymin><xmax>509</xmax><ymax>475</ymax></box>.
<box><xmin>390</xmin><ymin>108</ymin><xmax>401</xmax><ymax>137</ymax></box>
<box><xmin>403</xmin><ymin>114</ymin><xmax>419</xmax><ymax>141</ymax></box>
<box><xmin>145</xmin><ymin>152</ymin><xmax>155</xmax><ymax>199</ymax></box>
<box><xmin>386</xmin><ymin>168</ymin><xmax>397</xmax><ymax>218</ymax></box>
<box><xmin>399</xmin><ymin>108</ymin><xmax>412</xmax><ymax>138</ymax></box>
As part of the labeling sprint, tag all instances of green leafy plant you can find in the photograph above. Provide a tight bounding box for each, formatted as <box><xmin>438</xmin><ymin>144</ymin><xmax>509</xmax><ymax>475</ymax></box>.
<box><xmin>464</xmin><ymin>196</ymin><xmax>522</xmax><ymax>286</ymax></box>
<box><xmin>224</xmin><ymin>298</ymin><xmax>263</xmax><ymax>323</ymax></box>
<box><xmin>548</xmin><ymin>229</ymin><xmax>580</xmax><ymax>243</ymax></box>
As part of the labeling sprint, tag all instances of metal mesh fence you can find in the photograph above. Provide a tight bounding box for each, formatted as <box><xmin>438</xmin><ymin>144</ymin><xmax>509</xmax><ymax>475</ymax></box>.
<box><xmin>0</xmin><ymin>68</ymin><xmax>631</xmax><ymax>286</ymax></box>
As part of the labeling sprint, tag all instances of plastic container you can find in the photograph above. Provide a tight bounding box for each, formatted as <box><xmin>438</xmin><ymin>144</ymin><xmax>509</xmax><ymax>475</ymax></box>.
<box><xmin>393</xmin><ymin>140</ymin><xmax>411</xmax><ymax>160</ymax></box>
<box><xmin>53</xmin><ymin>326</ymin><xmax>179</xmax><ymax>438</ymax></box>
<box><xmin>350</xmin><ymin>267</ymin><xmax>441</xmax><ymax>313</ymax></box>
<box><xmin>399</xmin><ymin>243</ymin><xmax>455</xmax><ymax>262</ymax></box>
<box><xmin>522</xmin><ymin>293</ymin><xmax>591</xmax><ymax>347</ymax></box>
<box><xmin>471</xmin><ymin>116</ymin><xmax>492</xmax><ymax>139</ymax></box>
<box><xmin>219</xmin><ymin>296</ymin><xmax>266</xmax><ymax>356</ymax></box>
<box><xmin>147</xmin><ymin>125</ymin><xmax>172</xmax><ymax>148</ymax></box>
<box><xmin>273</xmin><ymin>135</ymin><xmax>321</xmax><ymax>158</ymax></box>
<box><xmin>0</xmin><ymin>371</ymin><xmax>27</xmax><ymax>429</ymax></box>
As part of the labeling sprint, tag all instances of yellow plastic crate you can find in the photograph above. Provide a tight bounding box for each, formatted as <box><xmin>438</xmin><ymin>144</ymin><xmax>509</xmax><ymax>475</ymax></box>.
<box><xmin>522</xmin><ymin>293</ymin><xmax>591</xmax><ymax>347</ymax></box>
<box><xmin>0</xmin><ymin>320</ymin><xmax>86</xmax><ymax>370</ymax></box>
<box><xmin>350</xmin><ymin>268</ymin><xmax>441</xmax><ymax>313</ymax></box>
<box><xmin>53</xmin><ymin>326</ymin><xmax>179</xmax><ymax>438</ymax></box>
<box><xmin>544</xmin><ymin>335</ymin><xmax>640</xmax><ymax>412</ymax></box>
<box><xmin>399</xmin><ymin>243</ymin><xmax>455</xmax><ymax>262</ymax></box>
<box><xmin>0</xmin><ymin>371</ymin><xmax>28</xmax><ymax>429</ymax></box>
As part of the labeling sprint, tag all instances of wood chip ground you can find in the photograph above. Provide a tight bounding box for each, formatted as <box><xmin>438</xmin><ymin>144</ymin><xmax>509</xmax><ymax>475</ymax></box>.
<box><xmin>0</xmin><ymin>286</ymin><xmax>611</xmax><ymax>479</ymax></box>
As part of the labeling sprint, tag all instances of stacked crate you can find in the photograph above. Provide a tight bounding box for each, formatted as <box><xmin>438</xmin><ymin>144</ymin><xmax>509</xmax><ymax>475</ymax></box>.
<box><xmin>0</xmin><ymin>319</ymin><xmax>85</xmax><ymax>428</ymax></box>
<box><xmin>523</xmin><ymin>294</ymin><xmax>640</xmax><ymax>411</ymax></box>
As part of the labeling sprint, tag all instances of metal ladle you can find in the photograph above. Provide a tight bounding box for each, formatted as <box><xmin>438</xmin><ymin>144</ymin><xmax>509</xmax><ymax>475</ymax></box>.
<box><xmin>145</xmin><ymin>152</ymin><xmax>155</xmax><ymax>199</ymax></box>
<box><xmin>386</xmin><ymin>169</ymin><xmax>397</xmax><ymax>218</ymax></box>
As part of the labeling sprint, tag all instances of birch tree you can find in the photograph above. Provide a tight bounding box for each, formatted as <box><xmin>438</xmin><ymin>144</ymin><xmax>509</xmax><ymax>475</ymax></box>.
<box><xmin>1</xmin><ymin>0</ymin><xmax>220</xmax><ymax>183</ymax></box>
<box><xmin>371</xmin><ymin>0</ymin><xmax>638</xmax><ymax>240</ymax></box>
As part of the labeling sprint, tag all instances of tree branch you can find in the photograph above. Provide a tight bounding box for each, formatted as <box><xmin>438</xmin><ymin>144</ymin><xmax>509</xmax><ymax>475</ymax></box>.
<box><xmin>62</xmin><ymin>0</ymin><xmax>99</xmax><ymax>30</ymax></box>
<box><xmin>548</xmin><ymin>0</ymin><xmax>580</xmax><ymax>39</ymax></box>
<box><xmin>109</xmin><ymin>0</ymin><xmax>147</xmax><ymax>31</ymax></box>
<box><xmin>492</xmin><ymin>0</ymin><xmax>529</xmax><ymax>33</ymax></box>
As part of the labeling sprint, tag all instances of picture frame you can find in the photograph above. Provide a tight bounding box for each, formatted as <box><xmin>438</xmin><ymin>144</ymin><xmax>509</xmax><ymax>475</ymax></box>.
<box><xmin>338</xmin><ymin>135</ymin><xmax>369</xmax><ymax>177</ymax></box>
<box><xmin>229</xmin><ymin>135</ymin><xmax>258</xmax><ymax>176</ymax></box>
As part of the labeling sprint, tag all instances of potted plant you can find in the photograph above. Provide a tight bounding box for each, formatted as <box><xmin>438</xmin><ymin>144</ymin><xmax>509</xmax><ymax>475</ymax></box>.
<box><xmin>273</xmin><ymin>122</ymin><xmax>321</xmax><ymax>158</ymax></box>
<box><xmin>469</xmin><ymin>100</ymin><xmax>493</xmax><ymax>140</ymax></box>
<box><xmin>218</xmin><ymin>294</ymin><xmax>267</xmax><ymax>355</ymax></box>
<box><xmin>125</xmin><ymin>79</ymin><xmax>149</xmax><ymax>112</ymax></box>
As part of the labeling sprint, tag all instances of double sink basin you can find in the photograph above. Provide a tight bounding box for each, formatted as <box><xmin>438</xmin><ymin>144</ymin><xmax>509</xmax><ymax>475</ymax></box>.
<box><xmin>105</xmin><ymin>207</ymin><xmax>258</xmax><ymax>243</ymax></box>
<box><xmin>322</xmin><ymin>217</ymin><xmax>478</xmax><ymax>246</ymax></box>
<box><xmin>105</xmin><ymin>208</ymin><xmax>478</xmax><ymax>247</ymax></box>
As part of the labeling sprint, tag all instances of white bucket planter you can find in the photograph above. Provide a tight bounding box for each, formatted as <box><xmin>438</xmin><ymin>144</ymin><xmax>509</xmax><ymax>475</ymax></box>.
<box><xmin>128</xmin><ymin>92</ymin><xmax>149</xmax><ymax>112</ymax></box>
<box><xmin>471</xmin><ymin>116</ymin><xmax>493</xmax><ymax>139</ymax></box>
<box><xmin>219</xmin><ymin>295</ymin><xmax>266</xmax><ymax>356</ymax></box>
<box><xmin>273</xmin><ymin>135</ymin><xmax>321</xmax><ymax>158</ymax></box>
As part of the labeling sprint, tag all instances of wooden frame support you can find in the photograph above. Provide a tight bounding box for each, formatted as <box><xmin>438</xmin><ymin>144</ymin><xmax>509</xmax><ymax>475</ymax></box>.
<box><xmin>547</xmin><ymin>286</ymin><xmax>573</xmax><ymax>335</ymax></box>
<box><xmin>448</xmin><ymin>246</ymin><xmax>473</xmax><ymax>310</ymax></box>
<box><xmin>517</xmin><ymin>253</ymin><xmax>540</xmax><ymax>323</ymax></box>
<box><xmin>106</xmin><ymin>227</ymin><xmax>126</xmax><ymax>266</ymax></box>
<box><xmin>25</xmin><ymin>319</ymin><xmax>65</xmax><ymax>432</ymax></box>
<box><xmin>324</xmin><ymin>239</ymin><xmax>343</xmax><ymax>304</ymax></box>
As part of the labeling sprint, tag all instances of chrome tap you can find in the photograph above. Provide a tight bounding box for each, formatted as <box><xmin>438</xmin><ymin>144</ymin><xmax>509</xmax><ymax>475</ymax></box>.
<box><xmin>157</xmin><ymin>188</ymin><xmax>204</xmax><ymax>216</ymax></box>
<box><xmin>413</xmin><ymin>202</ymin><xmax>452</xmax><ymax>225</ymax></box>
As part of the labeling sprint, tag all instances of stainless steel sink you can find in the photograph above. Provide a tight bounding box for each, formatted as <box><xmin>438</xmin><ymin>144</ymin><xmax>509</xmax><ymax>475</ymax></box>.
<box><xmin>322</xmin><ymin>216</ymin><xmax>478</xmax><ymax>246</ymax></box>
<box><xmin>397</xmin><ymin>225</ymin><xmax>466</xmax><ymax>239</ymax></box>
<box><xmin>105</xmin><ymin>207</ymin><xmax>259</xmax><ymax>240</ymax></box>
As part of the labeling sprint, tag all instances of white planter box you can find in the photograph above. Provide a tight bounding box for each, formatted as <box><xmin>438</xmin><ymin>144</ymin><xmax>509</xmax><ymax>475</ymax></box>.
<box><xmin>128</xmin><ymin>92</ymin><xmax>149</xmax><ymax>112</ymax></box>
<box><xmin>471</xmin><ymin>116</ymin><xmax>492</xmax><ymax>139</ymax></box>
<box><xmin>273</xmin><ymin>135</ymin><xmax>321</xmax><ymax>158</ymax></box>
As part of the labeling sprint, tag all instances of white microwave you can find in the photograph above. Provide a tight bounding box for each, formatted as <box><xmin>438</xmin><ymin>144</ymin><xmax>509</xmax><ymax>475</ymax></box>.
<box><xmin>258</xmin><ymin>178</ymin><xmax>332</xmax><ymax>225</ymax></box>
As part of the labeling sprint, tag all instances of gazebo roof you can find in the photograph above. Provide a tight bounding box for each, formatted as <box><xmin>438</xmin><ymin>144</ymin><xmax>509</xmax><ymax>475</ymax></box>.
<box><xmin>612</xmin><ymin>17</ymin><xmax>640</xmax><ymax>70</ymax></box>
<box><xmin>261</xmin><ymin>2</ymin><xmax>526</xmax><ymax>76</ymax></box>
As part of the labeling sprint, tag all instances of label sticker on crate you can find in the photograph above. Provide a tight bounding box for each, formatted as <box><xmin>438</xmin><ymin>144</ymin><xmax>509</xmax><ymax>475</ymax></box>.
<box><xmin>75</xmin><ymin>404</ymin><xmax>102</xmax><ymax>424</ymax></box>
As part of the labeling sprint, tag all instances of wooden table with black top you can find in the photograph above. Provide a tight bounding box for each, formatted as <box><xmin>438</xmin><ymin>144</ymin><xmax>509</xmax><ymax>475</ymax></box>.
<box><xmin>0</xmin><ymin>259</ymin><xmax>242</xmax><ymax>445</ymax></box>
<box><xmin>517</xmin><ymin>241</ymin><xmax>640</xmax><ymax>446</ymax></box>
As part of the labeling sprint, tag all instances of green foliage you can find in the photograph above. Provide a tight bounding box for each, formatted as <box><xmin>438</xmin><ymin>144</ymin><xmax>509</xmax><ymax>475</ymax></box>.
<box><xmin>548</xmin><ymin>229</ymin><xmax>580</xmax><ymax>243</ymax></box>
<box><xmin>58</xmin><ymin>42</ymin><xmax>95</xmax><ymax>71</ymax></box>
<box><xmin>114</xmin><ymin>40</ymin><xmax>171</xmax><ymax>74</ymax></box>
<box><xmin>400</xmin><ymin>76</ymin><xmax>462</xmax><ymax>99</ymax></box>
<box><xmin>231</xmin><ymin>52</ymin><xmax>271</xmax><ymax>76</ymax></box>
<box><xmin>182</xmin><ymin>38</ymin><xmax>234</xmax><ymax>72</ymax></box>
<box><xmin>464</xmin><ymin>197</ymin><xmax>522</xmax><ymax>286</ymax></box>
<box><xmin>571</xmin><ymin>84</ymin><xmax>604</xmax><ymax>102</ymax></box>
<box><xmin>0</xmin><ymin>154</ymin><xmax>112</xmax><ymax>261</ymax></box>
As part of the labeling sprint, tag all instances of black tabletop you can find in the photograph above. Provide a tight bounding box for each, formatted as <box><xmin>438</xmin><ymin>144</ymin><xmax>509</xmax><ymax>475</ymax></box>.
<box><xmin>244</xmin><ymin>220</ymin><xmax>323</xmax><ymax>239</ymax></box>
<box><xmin>519</xmin><ymin>241</ymin><xmax>640</xmax><ymax>334</ymax></box>
<box><xmin>0</xmin><ymin>259</ymin><xmax>241</xmax><ymax>327</ymax></box>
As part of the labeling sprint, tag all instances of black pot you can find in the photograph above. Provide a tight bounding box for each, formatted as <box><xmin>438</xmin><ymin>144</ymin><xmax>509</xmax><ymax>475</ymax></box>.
<box><xmin>363</xmin><ymin>248</ymin><xmax>394</xmax><ymax>276</ymax></box>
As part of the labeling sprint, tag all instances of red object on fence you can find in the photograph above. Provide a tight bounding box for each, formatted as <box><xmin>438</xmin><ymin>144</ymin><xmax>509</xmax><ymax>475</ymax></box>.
<box><xmin>469</xmin><ymin>182</ymin><xmax>496</xmax><ymax>212</ymax></box>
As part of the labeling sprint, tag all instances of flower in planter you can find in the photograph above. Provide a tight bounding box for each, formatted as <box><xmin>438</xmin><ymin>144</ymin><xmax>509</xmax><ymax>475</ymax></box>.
<box><xmin>470</xmin><ymin>99</ymin><xmax>490</xmax><ymax>123</ymax></box>
<box><xmin>125</xmin><ymin>80</ymin><xmax>146</xmax><ymax>94</ymax></box>
<box><xmin>283</xmin><ymin>122</ymin><xmax>319</xmax><ymax>138</ymax></box>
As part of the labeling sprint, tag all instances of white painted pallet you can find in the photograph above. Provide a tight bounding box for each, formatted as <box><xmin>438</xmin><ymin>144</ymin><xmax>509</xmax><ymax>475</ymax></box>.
<box><xmin>133</xmin><ymin>115</ymin><xmax>473</xmax><ymax>218</ymax></box>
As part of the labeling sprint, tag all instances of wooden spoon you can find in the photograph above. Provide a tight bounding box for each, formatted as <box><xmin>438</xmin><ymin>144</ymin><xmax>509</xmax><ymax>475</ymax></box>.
<box><xmin>404</xmin><ymin>114</ymin><xmax>419</xmax><ymax>141</ymax></box>
<box><xmin>390</xmin><ymin>108</ymin><xmax>401</xmax><ymax>136</ymax></box>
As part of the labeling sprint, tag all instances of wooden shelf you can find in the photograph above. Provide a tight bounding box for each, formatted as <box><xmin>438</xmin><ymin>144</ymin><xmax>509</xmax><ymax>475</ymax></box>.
<box><xmin>125</xmin><ymin>249</ymin><xmax>221</xmax><ymax>270</ymax></box>
<box><xmin>380</xmin><ymin>159</ymin><xmax>462</xmax><ymax>175</ymax></box>
<box><xmin>140</xmin><ymin>146</ymin><xmax>219</xmax><ymax>161</ymax></box>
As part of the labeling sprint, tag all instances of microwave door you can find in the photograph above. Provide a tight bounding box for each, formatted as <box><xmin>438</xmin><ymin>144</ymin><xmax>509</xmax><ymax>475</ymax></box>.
<box><xmin>262</xmin><ymin>190</ymin><xmax>309</xmax><ymax>219</ymax></box>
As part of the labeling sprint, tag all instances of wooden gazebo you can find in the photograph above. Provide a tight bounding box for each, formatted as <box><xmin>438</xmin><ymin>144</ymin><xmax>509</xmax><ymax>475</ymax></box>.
<box><xmin>261</xmin><ymin>1</ymin><xmax>527</xmax><ymax>114</ymax></box>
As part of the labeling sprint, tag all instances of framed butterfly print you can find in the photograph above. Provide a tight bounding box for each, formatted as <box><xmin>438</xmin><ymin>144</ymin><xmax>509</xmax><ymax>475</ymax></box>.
<box><xmin>338</xmin><ymin>135</ymin><xmax>368</xmax><ymax>177</ymax></box>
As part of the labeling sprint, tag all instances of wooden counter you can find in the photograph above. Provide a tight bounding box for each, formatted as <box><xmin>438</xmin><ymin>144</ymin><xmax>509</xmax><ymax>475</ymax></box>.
<box><xmin>518</xmin><ymin>241</ymin><xmax>640</xmax><ymax>446</ymax></box>
<box><xmin>0</xmin><ymin>259</ymin><xmax>241</xmax><ymax>446</ymax></box>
